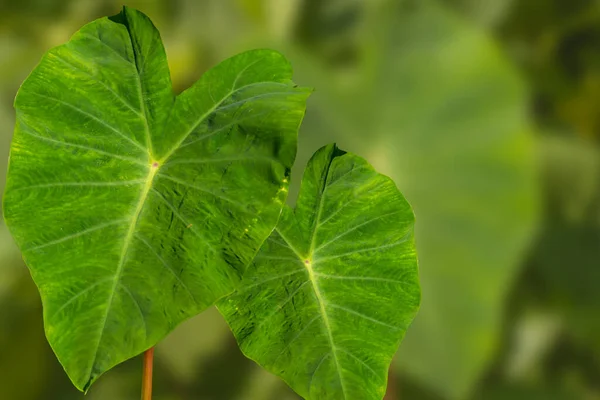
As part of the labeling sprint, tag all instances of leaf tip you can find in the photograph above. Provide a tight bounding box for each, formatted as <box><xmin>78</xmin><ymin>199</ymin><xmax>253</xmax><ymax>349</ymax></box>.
<box><xmin>109</xmin><ymin>5</ymin><xmax>150</xmax><ymax>27</ymax></box>
<box><xmin>81</xmin><ymin>376</ymin><xmax>94</xmax><ymax>394</ymax></box>
<box><xmin>325</xmin><ymin>142</ymin><xmax>347</xmax><ymax>160</ymax></box>
<box><xmin>108</xmin><ymin>5</ymin><xmax>126</xmax><ymax>24</ymax></box>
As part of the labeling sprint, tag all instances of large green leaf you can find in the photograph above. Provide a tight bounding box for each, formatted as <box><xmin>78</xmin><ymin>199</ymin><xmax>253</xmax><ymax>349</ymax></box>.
<box><xmin>287</xmin><ymin>1</ymin><xmax>538</xmax><ymax>397</ymax></box>
<box><xmin>2</xmin><ymin>6</ymin><xmax>310</xmax><ymax>391</ymax></box>
<box><xmin>218</xmin><ymin>144</ymin><xmax>421</xmax><ymax>400</ymax></box>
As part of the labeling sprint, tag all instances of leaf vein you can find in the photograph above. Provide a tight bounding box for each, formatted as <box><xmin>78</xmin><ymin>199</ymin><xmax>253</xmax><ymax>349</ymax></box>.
<box><xmin>326</xmin><ymin>303</ymin><xmax>401</xmax><ymax>331</ymax></box>
<box><xmin>29</xmin><ymin>92</ymin><xmax>147</xmax><ymax>154</ymax></box>
<box><xmin>86</xmin><ymin>166</ymin><xmax>158</xmax><ymax>383</ymax></box>
<box><xmin>313</xmin><ymin>273</ymin><xmax>409</xmax><ymax>287</ymax></box>
<box><xmin>272</xmin><ymin>314</ymin><xmax>321</xmax><ymax>366</ymax></box>
<box><xmin>50</xmin><ymin>53</ymin><xmax>142</xmax><ymax>116</ymax></box>
<box><xmin>78</xmin><ymin>33</ymin><xmax>132</xmax><ymax>64</ymax></box>
<box><xmin>314</xmin><ymin>235</ymin><xmax>411</xmax><ymax>263</ymax></box>
<box><xmin>236</xmin><ymin>269</ymin><xmax>306</xmax><ymax>294</ymax></box>
<box><xmin>336</xmin><ymin>347</ymin><xmax>378</xmax><ymax>377</ymax></box>
<box><xmin>251</xmin><ymin>281</ymin><xmax>310</xmax><ymax>334</ymax></box>
<box><xmin>149</xmin><ymin>188</ymin><xmax>216</xmax><ymax>254</ymax></box>
<box><xmin>159</xmin><ymin>81</ymin><xmax>293</xmax><ymax>162</ymax></box>
<box><xmin>156</xmin><ymin>173</ymin><xmax>248</xmax><ymax>212</ymax></box>
<box><xmin>177</xmin><ymin>110</ymin><xmax>271</xmax><ymax>150</ymax></box>
<box><xmin>314</xmin><ymin>210</ymin><xmax>403</xmax><ymax>254</ymax></box>
<box><xmin>308</xmin><ymin>353</ymin><xmax>331</xmax><ymax>396</ymax></box>
<box><xmin>48</xmin><ymin>277</ymin><xmax>114</xmax><ymax>322</ymax></box>
<box><xmin>25</xmin><ymin>218</ymin><xmax>128</xmax><ymax>251</ymax></box>
<box><xmin>118</xmin><ymin>283</ymin><xmax>147</xmax><ymax>340</ymax></box>
<box><xmin>18</xmin><ymin>124</ymin><xmax>148</xmax><ymax>166</ymax></box>
<box><xmin>164</xmin><ymin>154</ymin><xmax>278</xmax><ymax>166</ymax></box>
<box><xmin>135</xmin><ymin>234</ymin><xmax>198</xmax><ymax>304</ymax></box>
<box><xmin>14</xmin><ymin>179</ymin><xmax>146</xmax><ymax>191</ymax></box>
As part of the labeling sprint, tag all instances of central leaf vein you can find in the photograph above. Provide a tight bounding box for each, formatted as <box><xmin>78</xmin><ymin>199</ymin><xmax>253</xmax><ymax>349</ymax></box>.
<box><xmin>275</xmin><ymin>227</ymin><xmax>348</xmax><ymax>398</ymax></box>
<box><xmin>87</xmin><ymin>165</ymin><xmax>158</xmax><ymax>381</ymax></box>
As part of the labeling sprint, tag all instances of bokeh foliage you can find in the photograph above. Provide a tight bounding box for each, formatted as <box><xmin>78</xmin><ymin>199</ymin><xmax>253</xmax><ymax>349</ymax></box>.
<box><xmin>0</xmin><ymin>0</ymin><xmax>597</xmax><ymax>399</ymax></box>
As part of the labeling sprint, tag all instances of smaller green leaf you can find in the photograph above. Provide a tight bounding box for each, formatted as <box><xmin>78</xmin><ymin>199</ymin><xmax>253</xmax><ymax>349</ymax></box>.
<box><xmin>218</xmin><ymin>144</ymin><xmax>421</xmax><ymax>400</ymax></box>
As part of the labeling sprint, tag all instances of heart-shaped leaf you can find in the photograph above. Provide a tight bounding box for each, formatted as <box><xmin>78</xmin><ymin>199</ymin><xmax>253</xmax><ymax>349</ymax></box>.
<box><xmin>290</xmin><ymin>2</ymin><xmax>537</xmax><ymax>397</ymax></box>
<box><xmin>2</xmin><ymin>6</ymin><xmax>310</xmax><ymax>391</ymax></box>
<box><xmin>218</xmin><ymin>144</ymin><xmax>420</xmax><ymax>400</ymax></box>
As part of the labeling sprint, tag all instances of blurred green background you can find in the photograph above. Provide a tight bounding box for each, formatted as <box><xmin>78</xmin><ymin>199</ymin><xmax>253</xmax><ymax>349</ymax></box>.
<box><xmin>0</xmin><ymin>0</ymin><xmax>597</xmax><ymax>399</ymax></box>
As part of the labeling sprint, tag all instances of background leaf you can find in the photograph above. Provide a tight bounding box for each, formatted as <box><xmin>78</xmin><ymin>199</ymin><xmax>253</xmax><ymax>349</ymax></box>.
<box><xmin>5</xmin><ymin>0</ymin><xmax>599</xmax><ymax>398</ymax></box>
<box><xmin>3</xmin><ymin>7</ymin><xmax>310</xmax><ymax>391</ymax></box>
<box><xmin>286</xmin><ymin>1</ymin><xmax>538</xmax><ymax>398</ymax></box>
<box><xmin>219</xmin><ymin>144</ymin><xmax>420</xmax><ymax>400</ymax></box>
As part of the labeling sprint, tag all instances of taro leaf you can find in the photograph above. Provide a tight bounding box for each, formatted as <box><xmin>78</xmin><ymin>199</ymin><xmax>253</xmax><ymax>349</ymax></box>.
<box><xmin>289</xmin><ymin>1</ymin><xmax>538</xmax><ymax>397</ymax></box>
<box><xmin>2</xmin><ymin>6</ymin><xmax>310</xmax><ymax>391</ymax></box>
<box><xmin>218</xmin><ymin>144</ymin><xmax>420</xmax><ymax>400</ymax></box>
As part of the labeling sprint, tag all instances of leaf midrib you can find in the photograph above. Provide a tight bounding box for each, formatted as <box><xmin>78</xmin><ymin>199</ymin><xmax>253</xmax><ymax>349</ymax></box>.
<box><xmin>275</xmin><ymin>223</ymin><xmax>348</xmax><ymax>398</ymax></box>
<box><xmin>271</xmin><ymin>152</ymin><xmax>349</xmax><ymax>398</ymax></box>
<box><xmin>86</xmin><ymin>165</ymin><xmax>158</xmax><ymax>384</ymax></box>
<box><xmin>120</xmin><ymin>16</ymin><xmax>154</xmax><ymax>156</ymax></box>
<box><xmin>305</xmin><ymin>152</ymin><xmax>348</xmax><ymax>398</ymax></box>
<box><xmin>304</xmin><ymin>259</ymin><xmax>347</xmax><ymax>398</ymax></box>
<box><xmin>82</xmin><ymin>63</ymin><xmax>290</xmax><ymax>384</ymax></box>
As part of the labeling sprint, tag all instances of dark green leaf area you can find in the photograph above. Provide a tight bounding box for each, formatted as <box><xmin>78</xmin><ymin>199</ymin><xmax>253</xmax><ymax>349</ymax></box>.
<box><xmin>2</xmin><ymin>6</ymin><xmax>310</xmax><ymax>391</ymax></box>
<box><xmin>218</xmin><ymin>144</ymin><xmax>421</xmax><ymax>400</ymax></box>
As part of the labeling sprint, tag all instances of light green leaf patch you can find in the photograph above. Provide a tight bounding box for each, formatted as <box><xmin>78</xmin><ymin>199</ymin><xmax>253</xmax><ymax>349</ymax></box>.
<box><xmin>218</xmin><ymin>144</ymin><xmax>420</xmax><ymax>400</ymax></box>
<box><xmin>2</xmin><ymin>6</ymin><xmax>310</xmax><ymax>391</ymax></box>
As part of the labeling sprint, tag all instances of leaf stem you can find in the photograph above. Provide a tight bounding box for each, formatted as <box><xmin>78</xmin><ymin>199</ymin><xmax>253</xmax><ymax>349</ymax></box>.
<box><xmin>384</xmin><ymin>363</ymin><xmax>398</xmax><ymax>399</ymax></box>
<box><xmin>141</xmin><ymin>347</ymin><xmax>154</xmax><ymax>400</ymax></box>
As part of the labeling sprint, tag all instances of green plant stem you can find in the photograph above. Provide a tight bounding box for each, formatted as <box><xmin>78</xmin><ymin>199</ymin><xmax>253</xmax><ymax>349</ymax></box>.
<box><xmin>141</xmin><ymin>347</ymin><xmax>154</xmax><ymax>400</ymax></box>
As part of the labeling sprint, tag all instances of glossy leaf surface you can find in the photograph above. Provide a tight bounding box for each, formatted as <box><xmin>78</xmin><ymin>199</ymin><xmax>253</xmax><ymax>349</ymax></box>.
<box><xmin>219</xmin><ymin>144</ymin><xmax>420</xmax><ymax>400</ymax></box>
<box><xmin>2</xmin><ymin>7</ymin><xmax>310</xmax><ymax>391</ymax></box>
